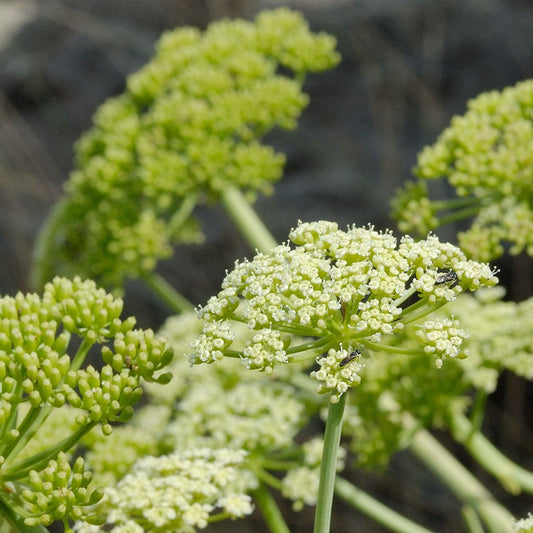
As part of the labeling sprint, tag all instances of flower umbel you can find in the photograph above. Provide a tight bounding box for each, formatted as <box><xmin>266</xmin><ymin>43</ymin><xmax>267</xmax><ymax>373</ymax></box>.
<box><xmin>0</xmin><ymin>276</ymin><xmax>173</xmax><ymax>529</ymax></box>
<box><xmin>74</xmin><ymin>448</ymin><xmax>256</xmax><ymax>532</ymax></box>
<box><xmin>393</xmin><ymin>79</ymin><xmax>533</xmax><ymax>261</ymax></box>
<box><xmin>33</xmin><ymin>8</ymin><xmax>340</xmax><ymax>289</ymax></box>
<box><xmin>192</xmin><ymin>221</ymin><xmax>497</xmax><ymax>400</ymax></box>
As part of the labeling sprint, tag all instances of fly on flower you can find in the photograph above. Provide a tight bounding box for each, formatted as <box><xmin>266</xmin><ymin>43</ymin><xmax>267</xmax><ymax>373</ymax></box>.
<box><xmin>435</xmin><ymin>269</ymin><xmax>458</xmax><ymax>286</ymax></box>
<box><xmin>340</xmin><ymin>350</ymin><xmax>361</xmax><ymax>367</ymax></box>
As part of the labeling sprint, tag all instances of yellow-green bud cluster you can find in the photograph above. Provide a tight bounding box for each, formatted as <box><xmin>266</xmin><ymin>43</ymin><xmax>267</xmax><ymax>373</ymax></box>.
<box><xmin>0</xmin><ymin>277</ymin><xmax>173</xmax><ymax>528</ymax></box>
<box><xmin>192</xmin><ymin>220</ymin><xmax>497</xmax><ymax>400</ymax></box>
<box><xmin>34</xmin><ymin>8</ymin><xmax>340</xmax><ymax>289</ymax></box>
<box><xmin>21</xmin><ymin>453</ymin><xmax>103</xmax><ymax>528</ymax></box>
<box><xmin>393</xmin><ymin>79</ymin><xmax>533</xmax><ymax>261</ymax></box>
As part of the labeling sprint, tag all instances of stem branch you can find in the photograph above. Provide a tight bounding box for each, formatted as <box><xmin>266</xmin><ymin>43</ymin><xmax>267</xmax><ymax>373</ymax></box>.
<box><xmin>253</xmin><ymin>483</ymin><xmax>291</xmax><ymax>533</ymax></box>
<box><xmin>142</xmin><ymin>272</ymin><xmax>195</xmax><ymax>314</ymax></box>
<box><xmin>409</xmin><ymin>426</ymin><xmax>514</xmax><ymax>533</ymax></box>
<box><xmin>334</xmin><ymin>476</ymin><xmax>434</xmax><ymax>533</ymax></box>
<box><xmin>450</xmin><ymin>411</ymin><xmax>533</xmax><ymax>494</ymax></box>
<box><xmin>220</xmin><ymin>185</ymin><xmax>277</xmax><ymax>254</ymax></box>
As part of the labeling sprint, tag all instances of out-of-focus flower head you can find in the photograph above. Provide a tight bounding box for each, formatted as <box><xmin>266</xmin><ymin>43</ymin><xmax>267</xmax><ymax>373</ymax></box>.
<box><xmin>33</xmin><ymin>8</ymin><xmax>340</xmax><ymax>290</ymax></box>
<box><xmin>74</xmin><ymin>448</ymin><xmax>257</xmax><ymax>532</ymax></box>
<box><xmin>393</xmin><ymin>79</ymin><xmax>533</xmax><ymax>261</ymax></box>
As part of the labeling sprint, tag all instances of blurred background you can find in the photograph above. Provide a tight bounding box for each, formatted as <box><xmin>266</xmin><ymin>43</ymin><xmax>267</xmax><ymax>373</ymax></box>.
<box><xmin>1</xmin><ymin>0</ymin><xmax>532</xmax><ymax>531</ymax></box>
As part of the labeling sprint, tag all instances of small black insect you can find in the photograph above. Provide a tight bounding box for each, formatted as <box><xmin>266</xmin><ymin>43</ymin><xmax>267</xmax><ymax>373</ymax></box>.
<box><xmin>340</xmin><ymin>350</ymin><xmax>361</xmax><ymax>367</ymax></box>
<box><xmin>435</xmin><ymin>269</ymin><xmax>458</xmax><ymax>286</ymax></box>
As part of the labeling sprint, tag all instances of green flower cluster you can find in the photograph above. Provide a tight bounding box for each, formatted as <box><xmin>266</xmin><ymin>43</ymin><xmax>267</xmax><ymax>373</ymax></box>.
<box><xmin>74</xmin><ymin>311</ymin><xmax>334</xmax><ymax>530</ymax></box>
<box><xmin>21</xmin><ymin>453</ymin><xmax>103</xmax><ymax>529</ymax></box>
<box><xmin>33</xmin><ymin>8</ymin><xmax>340</xmax><ymax>289</ymax></box>
<box><xmin>342</xmin><ymin>287</ymin><xmax>533</xmax><ymax>469</ymax></box>
<box><xmin>393</xmin><ymin>79</ymin><xmax>533</xmax><ymax>261</ymax></box>
<box><xmin>0</xmin><ymin>277</ymin><xmax>172</xmax><ymax>529</ymax></box>
<box><xmin>192</xmin><ymin>220</ymin><xmax>497</xmax><ymax>401</ymax></box>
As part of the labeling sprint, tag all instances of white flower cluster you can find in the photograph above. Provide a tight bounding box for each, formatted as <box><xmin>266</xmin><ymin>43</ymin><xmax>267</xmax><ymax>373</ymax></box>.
<box><xmin>310</xmin><ymin>347</ymin><xmax>362</xmax><ymax>402</ymax></box>
<box><xmin>75</xmin><ymin>448</ymin><xmax>256</xmax><ymax>532</ymax></box>
<box><xmin>513</xmin><ymin>512</ymin><xmax>533</xmax><ymax>533</ymax></box>
<box><xmin>192</xmin><ymin>221</ymin><xmax>497</xmax><ymax>398</ymax></box>
<box><xmin>281</xmin><ymin>437</ymin><xmax>346</xmax><ymax>510</ymax></box>
<box><xmin>415</xmin><ymin>318</ymin><xmax>468</xmax><ymax>368</ymax></box>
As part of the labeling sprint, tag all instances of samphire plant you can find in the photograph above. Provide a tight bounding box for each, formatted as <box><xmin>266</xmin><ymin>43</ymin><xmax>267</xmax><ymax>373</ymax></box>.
<box><xmin>1</xmin><ymin>7</ymin><xmax>532</xmax><ymax>533</ymax></box>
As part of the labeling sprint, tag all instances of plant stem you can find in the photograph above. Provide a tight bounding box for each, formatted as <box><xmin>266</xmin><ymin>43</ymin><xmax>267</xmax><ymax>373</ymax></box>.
<box><xmin>409</xmin><ymin>427</ymin><xmax>514</xmax><ymax>533</ymax></box>
<box><xmin>449</xmin><ymin>411</ymin><xmax>533</xmax><ymax>494</ymax></box>
<box><xmin>334</xmin><ymin>476</ymin><xmax>434</xmax><ymax>533</ymax></box>
<box><xmin>461</xmin><ymin>505</ymin><xmax>484</xmax><ymax>533</ymax></box>
<box><xmin>142</xmin><ymin>271</ymin><xmax>195</xmax><ymax>314</ymax></box>
<box><xmin>30</xmin><ymin>197</ymin><xmax>70</xmax><ymax>290</ymax></box>
<box><xmin>314</xmin><ymin>392</ymin><xmax>347</xmax><ymax>533</ymax></box>
<box><xmin>253</xmin><ymin>483</ymin><xmax>291</xmax><ymax>533</ymax></box>
<box><xmin>220</xmin><ymin>185</ymin><xmax>278</xmax><ymax>253</ymax></box>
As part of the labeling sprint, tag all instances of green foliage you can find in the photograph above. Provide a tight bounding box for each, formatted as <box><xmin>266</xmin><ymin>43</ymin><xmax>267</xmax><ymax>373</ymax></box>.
<box><xmin>33</xmin><ymin>8</ymin><xmax>340</xmax><ymax>290</ymax></box>
<box><xmin>392</xmin><ymin>79</ymin><xmax>533</xmax><ymax>261</ymax></box>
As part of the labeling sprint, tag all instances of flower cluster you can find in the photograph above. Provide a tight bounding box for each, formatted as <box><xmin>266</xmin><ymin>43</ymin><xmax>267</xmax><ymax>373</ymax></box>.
<box><xmin>393</xmin><ymin>79</ymin><xmax>533</xmax><ymax>261</ymax></box>
<box><xmin>281</xmin><ymin>437</ymin><xmax>346</xmax><ymax>511</ymax></box>
<box><xmin>33</xmin><ymin>8</ymin><xmax>340</xmax><ymax>289</ymax></box>
<box><xmin>75</xmin><ymin>311</ymin><xmax>333</xmax><ymax>530</ymax></box>
<box><xmin>0</xmin><ymin>277</ymin><xmax>173</xmax><ymax>528</ymax></box>
<box><xmin>192</xmin><ymin>220</ymin><xmax>497</xmax><ymax>401</ymax></box>
<box><xmin>74</xmin><ymin>448</ymin><xmax>256</xmax><ymax>532</ymax></box>
<box><xmin>21</xmin><ymin>453</ymin><xmax>103</xmax><ymax>529</ymax></box>
<box><xmin>342</xmin><ymin>287</ymin><xmax>533</xmax><ymax>469</ymax></box>
<box><xmin>514</xmin><ymin>513</ymin><xmax>533</xmax><ymax>533</ymax></box>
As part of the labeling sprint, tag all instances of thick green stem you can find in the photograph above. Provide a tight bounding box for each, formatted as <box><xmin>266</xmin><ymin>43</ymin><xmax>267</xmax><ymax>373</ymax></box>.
<box><xmin>334</xmin><ymin>476</ymin><xmax>434</xmax><ymax>533</ymax></box>
<box><xmin>220</xmin><ymin>185</ymin><xmax>278</xmax><ymax>254</ymax></box>
<box><xmin>253</xmin><ymin>483</ymin><xmax>291</xmax><ymax>533</ymax></box>
<box><xmin>314</xmin><ymin>392</ymin><xmax>347</xmax><ymax>533</ymax></box>
<box><xmin>142</xmin><ymin>272</ymin><xmax>195</xmax><ymax>314</ymax></box>
<box><xmin>450</xmin><ymin>411</ymin><xmax>533</xmax><ymax>494</ymax></box>
<box><xmin>409</xmin><ymin>427</ymin><xmax>514</xmax><ymax>533</ymax></box>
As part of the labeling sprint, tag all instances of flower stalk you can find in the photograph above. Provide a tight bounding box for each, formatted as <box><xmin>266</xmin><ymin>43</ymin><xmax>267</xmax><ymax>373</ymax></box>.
<box><xmin>220</xmin><ymin>185</ymin><xmax>278</xmax><ymax>253</ymax></box>
<box><xmin>449</xmin><ymin>411</ymin><xmax>533</xmax><ymax>494</ymax></box>
<box><xmin>334</xmin><ymin>476</ymin><xmax>433</xmax><ymax>533</ymax></box>
<box><xmin>409</xmin><ymin>426</ymin><xmax>514</xmax><ymax>533</ymax></box>
<box><xmin>314</xmin><ymin>392</ymin><xmax>347</xmax><ymax>533</ymax></box>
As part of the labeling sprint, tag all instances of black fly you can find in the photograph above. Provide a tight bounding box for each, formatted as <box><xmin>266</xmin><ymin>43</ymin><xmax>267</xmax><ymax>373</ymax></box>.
<box><xmin>340</xmin><ymin>350</ymin><xmax>361</xmax><ymax>367</ymax></box>
<box><xmin>435</xmin><ymin>269</ymin><xmax>458</xmax><ymax>286</ymax></box>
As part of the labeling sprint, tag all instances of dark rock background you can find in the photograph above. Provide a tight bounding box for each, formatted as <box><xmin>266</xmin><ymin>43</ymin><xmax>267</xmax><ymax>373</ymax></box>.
<box><xmin>1</xmin><ymin>0</ymin><xmax>532</xmax><ymax>531</ymax></box>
